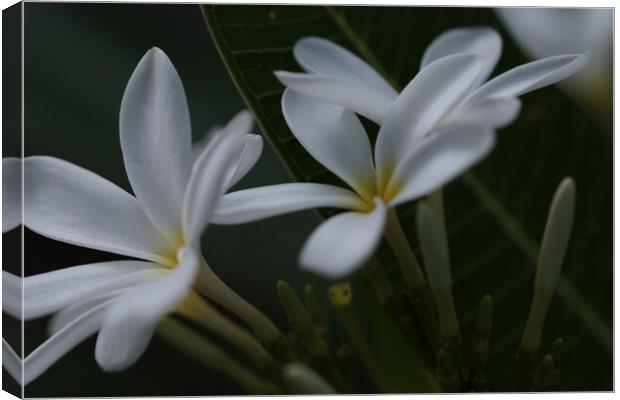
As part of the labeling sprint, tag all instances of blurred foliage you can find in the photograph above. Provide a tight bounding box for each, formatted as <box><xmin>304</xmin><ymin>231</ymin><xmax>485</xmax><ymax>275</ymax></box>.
<box><xmin>204</xmin><ymin>4</ymin><xmax>612</xmax><ymax>391</ymax></box>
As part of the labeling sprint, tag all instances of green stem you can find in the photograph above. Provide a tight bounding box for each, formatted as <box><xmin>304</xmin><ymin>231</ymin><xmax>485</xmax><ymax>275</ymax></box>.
<box><xmin>470</xmin><ymin>294</ymin><xmax>493</xmax><ymax>390</ymax></box>
<box><xmin>157</xmin><ymin>318</ymin><xmax>281</xmax><ymax>395</ymax></box>
<box><xmin>384</xmin><ymin>209</ymin><xmax>426</xmax><ymax>289</ymax></box>
<box><xmin>383</xmin><ymin>209</ymin><xmax>439</xmax><ymax>351</ymax></box>
<box><xmin>178</xmin><ymin>292</ymin><xmax>278</xmax><ymax>372</ymax></box>
<box><xmin>426</xmin><ymin>189</ymin><xmax>450</xmax><ymax>266</ymax></box>
<box><xmin>520</xmin><ymin>289</ymin><xmax>552</xmax><ymax>353</ymax></box>
<box><xmin>329</xmin><ymin>283</ymin><xmax>395</xmax><ymax>393</ymax></box>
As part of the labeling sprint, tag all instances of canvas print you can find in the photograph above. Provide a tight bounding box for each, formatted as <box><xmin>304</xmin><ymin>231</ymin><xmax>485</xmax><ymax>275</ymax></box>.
<box><xmin>1</xmin><ymin>2</ymin><xmax>613</xmax><ymax>396</ymax></box>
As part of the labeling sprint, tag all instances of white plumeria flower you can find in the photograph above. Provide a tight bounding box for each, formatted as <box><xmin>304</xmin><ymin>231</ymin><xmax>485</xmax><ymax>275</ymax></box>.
<box><xmin>214</xmin><ymin>28</ymin><xmax>588</xmax><ymax>279</ymax></box>
<box><xmin>274</xmin><ymin>28</ymin><xmax>589</xmax><ymax>133</ymax></box>
<box><xmin>1</xmin><ymin>48</ymin><xmax>272</xmax><ymax>384</ymax></box>
<box><xmin>212</xmin><ymin>87</ymin><xmax>496</xmax><ymax>278</ymax></box>
<box><xmin>496</xmin><ymin>8</ymin><xmax>611</xmax><ymax>110</ymax></box>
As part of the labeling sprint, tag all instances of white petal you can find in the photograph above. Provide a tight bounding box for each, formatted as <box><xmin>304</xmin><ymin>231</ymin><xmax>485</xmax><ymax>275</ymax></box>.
<box><xmin>182</xmin><ymin>116</ymin><xmax>247</xmax><ymax>246</ymax></box>
<box><xmin>300</xmin><ymin>199</ymin><xmax>386</xmax><ymax>278</ymax></box>
<box><xmin>48</xmin><ymin>289</ymin><xmax>128</xmax><ymax>335</ymax></box>
<box><xmin>3</xmin><ymin>338</ymin><xmax>21</xmax><ymax>384</ymax></box>
<box><xmin>226</xmin><ymin>134</ymin><xmax>263</xmax><ymax>189</ymax></box>
<box><xmin>293</xmin><ymin>36</ymin><xmax>398</xmax><ymax>98</ymax></box>
<box><xmin>23</xmin><ymin>302</ymin><xmax>106</xmax><ymax>385</ymax></box>
<box><xmin>191</xmin><ymin>111</ymin><xmax>261</xmax><ymax>190</ymax></box>
<box><xmin>212</xmin><ymin>183</ymin><xmax>363</xmax><ymax>225</ymax></box>
<box><xmin>24</xmin><ymin>156</ymin><xmax>176</xmax><ymax>265</ymax></box>
<box><xmin>388</xmin><ymin>125</ymin><xmax>495</xmax><ymax>207</ymax></box>
<box><xmin>23</xmin><ymin>261</ymin><xmax>165</xmax><ymax>319</ymax></box>
<box><xmin>282</xmin><ymin>90</ymin><xmax>376</xmax><ymax>199</ymax></box>
<box><xmin>120</xmin><ymin>47</ymin><xmax>193</xmax><ymax>242</ymax></box>
<box><xmin>443</xmin><ymin>97</ymin><xmax>521</xmax><ymax>129</ymax></box>
<box><xmin>2</xmin><ymin>271</ymin><xmax>22</xmax><ymax>319</ymax></box>
<box><xmin>467</xmin><ymin>52</ymin><xmax>589</xmax><ymax>104</ymax></box>
<box><xmin>275</xmin><ymin>72</ymin><xmax>394</xmax><ymax>124</ymax></box>
<box><xmin>3</xmin><ymin>158</ymin><xmax>21</xmax><ymax>233</ymax></box>
<box><xmin>421</xmin><ymin>27</ymin><xmax>502</xmax><ymax>86</ymax></box>
<box><xmin>496</xmin><ymin>9</ymin><xmax>611</xmax><ymax>67</ymax></box>
<box><xmin>94</xmin><ymin>248</ymin><xmax>198</xmax><ymax>371</ymax></box>
<box><xmin>375</xmin><ymin>54</ymin><xmax>484</xmax><ymax>175</ymax></box>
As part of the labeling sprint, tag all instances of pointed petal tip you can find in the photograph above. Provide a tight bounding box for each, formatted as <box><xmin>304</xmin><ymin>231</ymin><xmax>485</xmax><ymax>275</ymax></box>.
<box><xmin>576</xmin><ymin>50</ymin><xmax>591</xmax><ymax>67</ymax></box>
<box><xmin>244</xmin><ymin>133</ymin><xmax>263</xmax><ymax>149</ymax></box>
<box><xmin>226</xmin><ymin>109</ymin><xmax>255</xmax><ymax>138</ymax></box>
<box><xmin>274</xmin><ymin>70</ymin><xmax>303</xmax><ymax>85</ymax></box>
<box><xmin>143</xmin><ymin>46</ymin><xmax>168</xmax><ymax>63</ymax></box>
<box><xmin>558</xmin><ymin>176</ymin><xmax>576</xmax><ymax>197</ymax></box>
<box><xmin>236</xmin><ymin>109</ymin><xmax>254</xmax><ymax>122</ymax></box>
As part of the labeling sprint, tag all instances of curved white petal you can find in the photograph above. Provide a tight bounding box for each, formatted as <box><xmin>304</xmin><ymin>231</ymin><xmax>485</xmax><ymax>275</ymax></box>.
<box><xmin>23</xmin><ymin>301</ymin><xmax>107</xmax><ymax>385</ymax></box>
<box><xmin>182</xmin><ymin>116</ymin><xmax>247</xmax><ymax>246</ymax></box>
<box><xmin>3</xmin><ymin>271</ymin><xmax>22</xmax><ymax>319</ymax></box>
<box><xmin>375</xmin><ymin>54</ymin><xmax>484</xmax><ymax>174</ymax></box>
<box><xmin>94</xmin><ymin>248</ymin><xmax>198</xmax><ymax>372</ymax></box>
<box><xmin>191</xmin><ymin>111</ymin><xmax>261</xmax><ymax>190</ymax></box>
<box><xmin>467</xmin><ymin>52</ymin><xmax>589</xmax><ymax>104</ymax></box>
<box><xmin>23</xmin><ymin>156</ymin><xmax>176</xmax><ymax>265</ymax></box>
<box><xmin>23</xmin><ymin>261</ymin><xmax>165</xmax><ymax>320</ymax></box>
<box><xmin>443</xmin><ymin>97</ymin><xmax>521</xmax><ymax>129</ymax></box>
<box><xmin>227</xmin><ymin>134</ymin><xmax>263</xmax><ymax>189</ymax></box>
<box><xmin>120</xmin><ymin>47</ymin><xmax>193</xmax><ymax>242</ymax></box>
<box><xmin>275</xmin><ymin>72</ymin><xmax>394</xmax><ymax>124</ymax></box>
<box><xmin>3</xmin><ymin>338</ymin><xmax>21</xmax><ymax>384</ymax></box>
<box><xmin>300</xmin><ymin>199</ymin><xmax>386</xmax><ymax>278</ymax></box>
<box><xmin>48</xmin><ymin>289</ymin><xmax>128</xmax><ymax>335</ymax></box>
<box><xmin>3</xmin><ymin>158</ymin><xmax>21</xmax><ymax>233</ymax></box>
<box><xmin>282</xmin><ymin>90</ymin><xmax>376</xmax><ymax>198</ymax></box>
<box><xmin>293</xmin><ymin>36</ymin><xmax>398</xmax><ymax>98</ymax></box>
<box><xmin>421</xmin><ymin>27</ymin><xmax>502</xmax><ymax>86</ymax></box>
<box><xmin>212</xmin><ymin>183</ymin><xmax>363</xmax><ymax>225</ymax></box>
<box><xmin>388</xmin><ymin>125</ymin><xmax>495</xmax><ymax>207</ymax></box>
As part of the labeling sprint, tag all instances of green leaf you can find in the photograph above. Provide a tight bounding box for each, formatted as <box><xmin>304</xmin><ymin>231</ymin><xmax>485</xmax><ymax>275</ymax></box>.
<box><xmin>203</xmin><ymin>5</ymin><xmax>612</xmax><ymax>390</ymax></box>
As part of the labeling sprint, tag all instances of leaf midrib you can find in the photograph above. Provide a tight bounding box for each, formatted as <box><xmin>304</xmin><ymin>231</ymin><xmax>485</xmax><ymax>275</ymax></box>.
<box><xmin>324</xmin><ymin>5</ymin><xmax>612</xmax><ymax>353</ymax></box>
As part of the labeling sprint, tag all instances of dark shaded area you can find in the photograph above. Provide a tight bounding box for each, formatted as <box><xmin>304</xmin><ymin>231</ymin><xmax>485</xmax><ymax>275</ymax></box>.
<box><xmin>3</xmin><ymin>2</ymin><xmax>22</xmax><ymax>398</ymax></box>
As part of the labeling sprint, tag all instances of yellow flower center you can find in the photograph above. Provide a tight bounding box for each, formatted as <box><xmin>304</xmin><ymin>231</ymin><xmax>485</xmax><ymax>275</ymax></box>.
<box><xmin>352</xmin><ymin>166</ymin><xmax>403</xmax><ymax>213</ymax></box>
<box><xmin>158</xmin><ymin>230</ymin><xmax>187</xmax><ymax>268</ymax></box>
